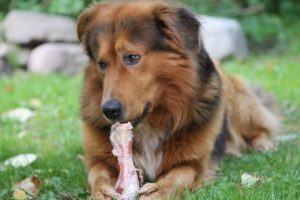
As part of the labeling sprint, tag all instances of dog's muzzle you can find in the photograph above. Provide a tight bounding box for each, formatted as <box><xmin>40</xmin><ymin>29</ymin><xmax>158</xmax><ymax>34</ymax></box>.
<box><xmin>131</xmin><ymin>102</ymin><xmax>152</xmax><ymax>127</ymax></box>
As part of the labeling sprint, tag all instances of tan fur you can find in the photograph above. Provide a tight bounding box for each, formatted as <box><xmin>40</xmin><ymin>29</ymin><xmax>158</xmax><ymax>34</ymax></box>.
<box><xmin>77</xmin><ymin>1</ymin><xmax>280</xmax><ymax>199</ymax></box>
<box><xmin>219</xmin><ymin>68</ymin><xmax>280</xmax><ymax>155</ymax></box>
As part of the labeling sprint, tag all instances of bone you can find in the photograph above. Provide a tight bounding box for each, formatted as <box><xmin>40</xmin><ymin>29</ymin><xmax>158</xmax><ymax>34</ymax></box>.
<box><xmin>110</xmin><ymin>122</ymin><xmax>140</xmax><ymax>200</ymax></box>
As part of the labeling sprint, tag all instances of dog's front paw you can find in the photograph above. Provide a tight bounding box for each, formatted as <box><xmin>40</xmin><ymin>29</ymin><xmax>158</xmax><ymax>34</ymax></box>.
<box><xmin>89</xmin><ymin>184</ymin><xmax>120</xmax><ymax>200</ymax></box>
<box><xmin>138</xmin><ymin>183</ymin><xmax>170</xmax><ymax>200</ymax></box>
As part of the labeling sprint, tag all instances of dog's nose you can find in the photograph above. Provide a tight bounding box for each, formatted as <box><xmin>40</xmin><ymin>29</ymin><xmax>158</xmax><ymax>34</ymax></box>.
<box><xmin>102</xmin><ymin>99</ymin><xmax>123</xmax><ymax>120</ymax></box>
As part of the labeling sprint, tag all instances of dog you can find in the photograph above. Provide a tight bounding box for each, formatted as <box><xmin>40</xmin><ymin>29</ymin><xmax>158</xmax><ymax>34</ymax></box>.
<box><xmin>77</xmin><ymin>1</ymin><xmax>280</xmax><ymax>199</ymax></box>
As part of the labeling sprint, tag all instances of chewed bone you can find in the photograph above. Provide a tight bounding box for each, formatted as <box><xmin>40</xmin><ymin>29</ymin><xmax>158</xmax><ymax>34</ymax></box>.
<box><xmin>110</xmin><ymin>122</ymin><xmax>141</xmax><ymax>200</ymax></box>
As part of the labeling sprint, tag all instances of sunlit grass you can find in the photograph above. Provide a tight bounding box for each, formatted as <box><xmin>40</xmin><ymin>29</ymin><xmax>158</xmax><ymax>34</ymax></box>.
<box><xmin>0</xmin><ymin>52</ymin><xmax>299</xmax><ymax>199</ymax></box>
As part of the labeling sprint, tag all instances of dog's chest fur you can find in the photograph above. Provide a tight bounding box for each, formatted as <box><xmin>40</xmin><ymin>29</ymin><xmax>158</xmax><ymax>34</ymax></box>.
<box><xmin>133</xmin><ymin>124</ymin><xmax>165</xmax><ymax>182</ymax></box>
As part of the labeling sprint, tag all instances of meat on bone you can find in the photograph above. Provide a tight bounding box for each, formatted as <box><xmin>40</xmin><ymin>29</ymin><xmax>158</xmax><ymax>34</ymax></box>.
<box><xmin>110</xmin><ymin>122</ymin><xmax>140</xmax><ymax>200</ymax></box>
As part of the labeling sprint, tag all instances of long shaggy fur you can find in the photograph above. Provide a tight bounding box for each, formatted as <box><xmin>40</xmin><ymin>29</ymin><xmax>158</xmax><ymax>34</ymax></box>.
<box><xmin>77</xmin><ymin>1</ymin><xmax>280</xmax><ymax>199</ymax></box>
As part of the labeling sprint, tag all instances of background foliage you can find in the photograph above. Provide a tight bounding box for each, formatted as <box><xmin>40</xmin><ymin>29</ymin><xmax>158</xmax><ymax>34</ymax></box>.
<box><xmin>0</xmin><ymin>0</ymin><xmax>300</xmax><ymax>51</ymax></box>
<box><xmin>0</xmin><ymin>0</ymin><xmax>299</xmax><ymax>50</ymax></box>
<box><xmin>0</xmin><ymin>0</ymin><xmax>299</xmax><ymax>199</ymax></box>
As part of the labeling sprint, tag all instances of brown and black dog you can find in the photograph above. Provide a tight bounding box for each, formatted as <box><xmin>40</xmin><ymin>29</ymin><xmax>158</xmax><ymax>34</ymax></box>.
<box><xmin>77</xmin><ymin>1</ymin><xmax>280</xmax><ymax>199</ymax></box>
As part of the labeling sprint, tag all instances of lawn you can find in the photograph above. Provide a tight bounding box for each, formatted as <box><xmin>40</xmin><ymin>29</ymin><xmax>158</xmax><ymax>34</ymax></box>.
<box><xmin>1</xmin><ymin>51</ymin><xmax>299</xmax><ymax>199</ymax></box>
<box><xmin>1</xmin><ymin>14</ymin><xmax>300</xmax><ymax>199</ymax></box>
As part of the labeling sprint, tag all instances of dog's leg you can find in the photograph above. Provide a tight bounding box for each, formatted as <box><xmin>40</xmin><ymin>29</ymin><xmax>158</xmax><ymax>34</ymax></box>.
<box><xmin>88</xmin><ymin>164</ymin><xmax>119</xmax><ymax>200</ymax></box>
<box><xmin>83</xmin><ymin>123</ymin><xmax>119</xmax><ymax>200</ymax></box>
<box><xmin>225</xmin><ymin>76</ymin><xmax>280</xmax><ymax>153</ymax></box>
<box><xmin>249</xmin><ymin>132</ymin><xmax>276</xmax><ymax>152</ymax></box>
<box><xmin>138</xmin><ymin>165</ymin><xmax>199</xmax><ymax>200</ymax></box>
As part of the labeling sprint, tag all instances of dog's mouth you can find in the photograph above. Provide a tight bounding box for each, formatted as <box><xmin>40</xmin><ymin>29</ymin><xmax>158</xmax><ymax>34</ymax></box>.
<box><xmin>130</xmin><ymin>102</ymin><xmax>152</xmax><ymax>128</ymax></box>
<box><xmin>110</xmin><ymin>102</ymin><xmax>151</xmax><ymax>128</ymax></box>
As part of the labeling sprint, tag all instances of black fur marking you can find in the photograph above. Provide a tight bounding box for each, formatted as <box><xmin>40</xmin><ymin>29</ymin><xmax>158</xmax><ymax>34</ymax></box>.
<box><xmin>84</xmin><ymin>24</ymin><xmax>109</xmax><ymax>60</ymax></box>
<box><xmin>149</xmin><ymin>32</ymin><xmax>167</xmax><ymax>52</ymax></box>
<box><xmin>126</xmin><ymin>17</ymin><xmax>167</xmax><ymax>51</ymax></box>
<box><xmin>212</xmin><ymin>112</ymin><xmax>228</xmax><ymax>160</ymax></box>
<box><xmin>154</xmin><ymin>7</ymin><xmax>200</xmax><ymax>52</ymax></box>
<box><xmin>194</xmin><ymin>49</ymin><xmax>221</xmax><ymax>123</ymax></box>
<box><xmin>176</xmin><ymin>8</ymin><xmax>200</xmax><ymax>52</ymax></box>
<box><xmin>192</xmin><ymin>48</ymin><xmax>222</xmax><ymax>128</ymax></box>
<box><xmin>84</xmin><ymin>30</ymin><xmax>95</xmax><ymax>59</ymax></box>
<box><xmin>197</xmin><ymin>47</ymin><xmax>218</xmax><ymax>86</ymax></box>
<box><xmin>180</xmin><ymin>48</ymin><xmax>221</xmax><ymax>133</ymax></box>
<box><xmin>132</xmin><ymin>102</ymin><xmax>152</xmax><ymax>127</ymax></box>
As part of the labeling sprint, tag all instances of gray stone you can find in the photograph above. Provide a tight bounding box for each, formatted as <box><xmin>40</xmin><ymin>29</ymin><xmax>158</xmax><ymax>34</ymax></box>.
<box><xmin>3</xmin><ymin>10</ymin><xmax>77</xmax><ymax>45</ymax></box>
<box><xmin>198</xmin><ymin>15</ymin><xmax>249</xmax><ymax>60</ymax></box>
<box><xmin>28</xmin><ymin>43</ymin><xmax>88</xmax><ymax>75</ymax></box>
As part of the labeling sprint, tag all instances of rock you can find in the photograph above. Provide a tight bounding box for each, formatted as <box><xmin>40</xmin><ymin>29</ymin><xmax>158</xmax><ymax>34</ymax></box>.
<box><xmin>3</xmin><ymin>10</ymin><xmax>77</xmax><ymax>45</ymax></box>
<box><xmin>28</xmin><ymin>43</ymin><xmax>88</xmax><ymax>75</ymax></box>
<box><xmin>198</xmin><ymin>15</ymin><xmax>249</xmax><ymax>60</ymax></box>
<box><xmin>2</xmin><ymin>107</ymin><xmax>35</xmax><ymax>123</ymax></box>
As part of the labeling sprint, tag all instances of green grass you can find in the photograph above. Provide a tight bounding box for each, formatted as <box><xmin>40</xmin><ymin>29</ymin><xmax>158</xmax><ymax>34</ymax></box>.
<box><xmin>0</xmin><ymin>1</ymin><xmax>299</xmax><ymax>199</ymax></box>
<box><xmin>184</xmin><ymin>53</ymin><xmax>300</xmax><ymax>199</ymax></box>
<box><xmin>1</xmin><ymin>53</ymin><xmax>299</xmax><ymax>199</ymax></box>
<box><xmin>1</xmin><ymin>56</ymin><xmax>300</xmax><ymax>199</ymax></box>
<box><xmin>0</xmin><ymin>74</ymin><xmax>88</xmax><ymax>199</ymax></box>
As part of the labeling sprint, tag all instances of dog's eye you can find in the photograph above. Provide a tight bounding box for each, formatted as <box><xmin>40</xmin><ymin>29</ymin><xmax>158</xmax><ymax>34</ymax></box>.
<box><xmin>123</xmin><ymin>54</ymin><xmax>141</xmax><ymax>65</ymax></box>
<box><xmin>98</xmin><ymin>61</ymin><xmax>108</xmax><ymax>70</ymax></box>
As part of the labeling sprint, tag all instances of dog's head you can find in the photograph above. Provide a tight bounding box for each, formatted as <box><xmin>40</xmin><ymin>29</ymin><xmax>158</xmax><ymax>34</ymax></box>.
<box><xmin>78</xmin><ymin>2</ymin><xmax>201</xmax><ymax>128</ymax></box>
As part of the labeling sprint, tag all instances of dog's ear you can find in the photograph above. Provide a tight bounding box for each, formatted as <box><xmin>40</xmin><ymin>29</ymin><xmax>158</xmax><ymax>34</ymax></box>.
<box><xmin>77</xmin><ymin>2</ymin><xmax>112</xmax><ymax>42</ymax></box>
<box><xmin>77</xmin><ymin>5</ymin><xmax>95</xmax><ymax>43</ymax></box>
<box><xmin>153</xmin><ymin>5</ymin><xmax>201</xmax><ymax>53</ymax></box>
<box><xmin>77</xmin><ymin>3</ymin><xmax>111</xmax><ymax>59</ymax></box>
